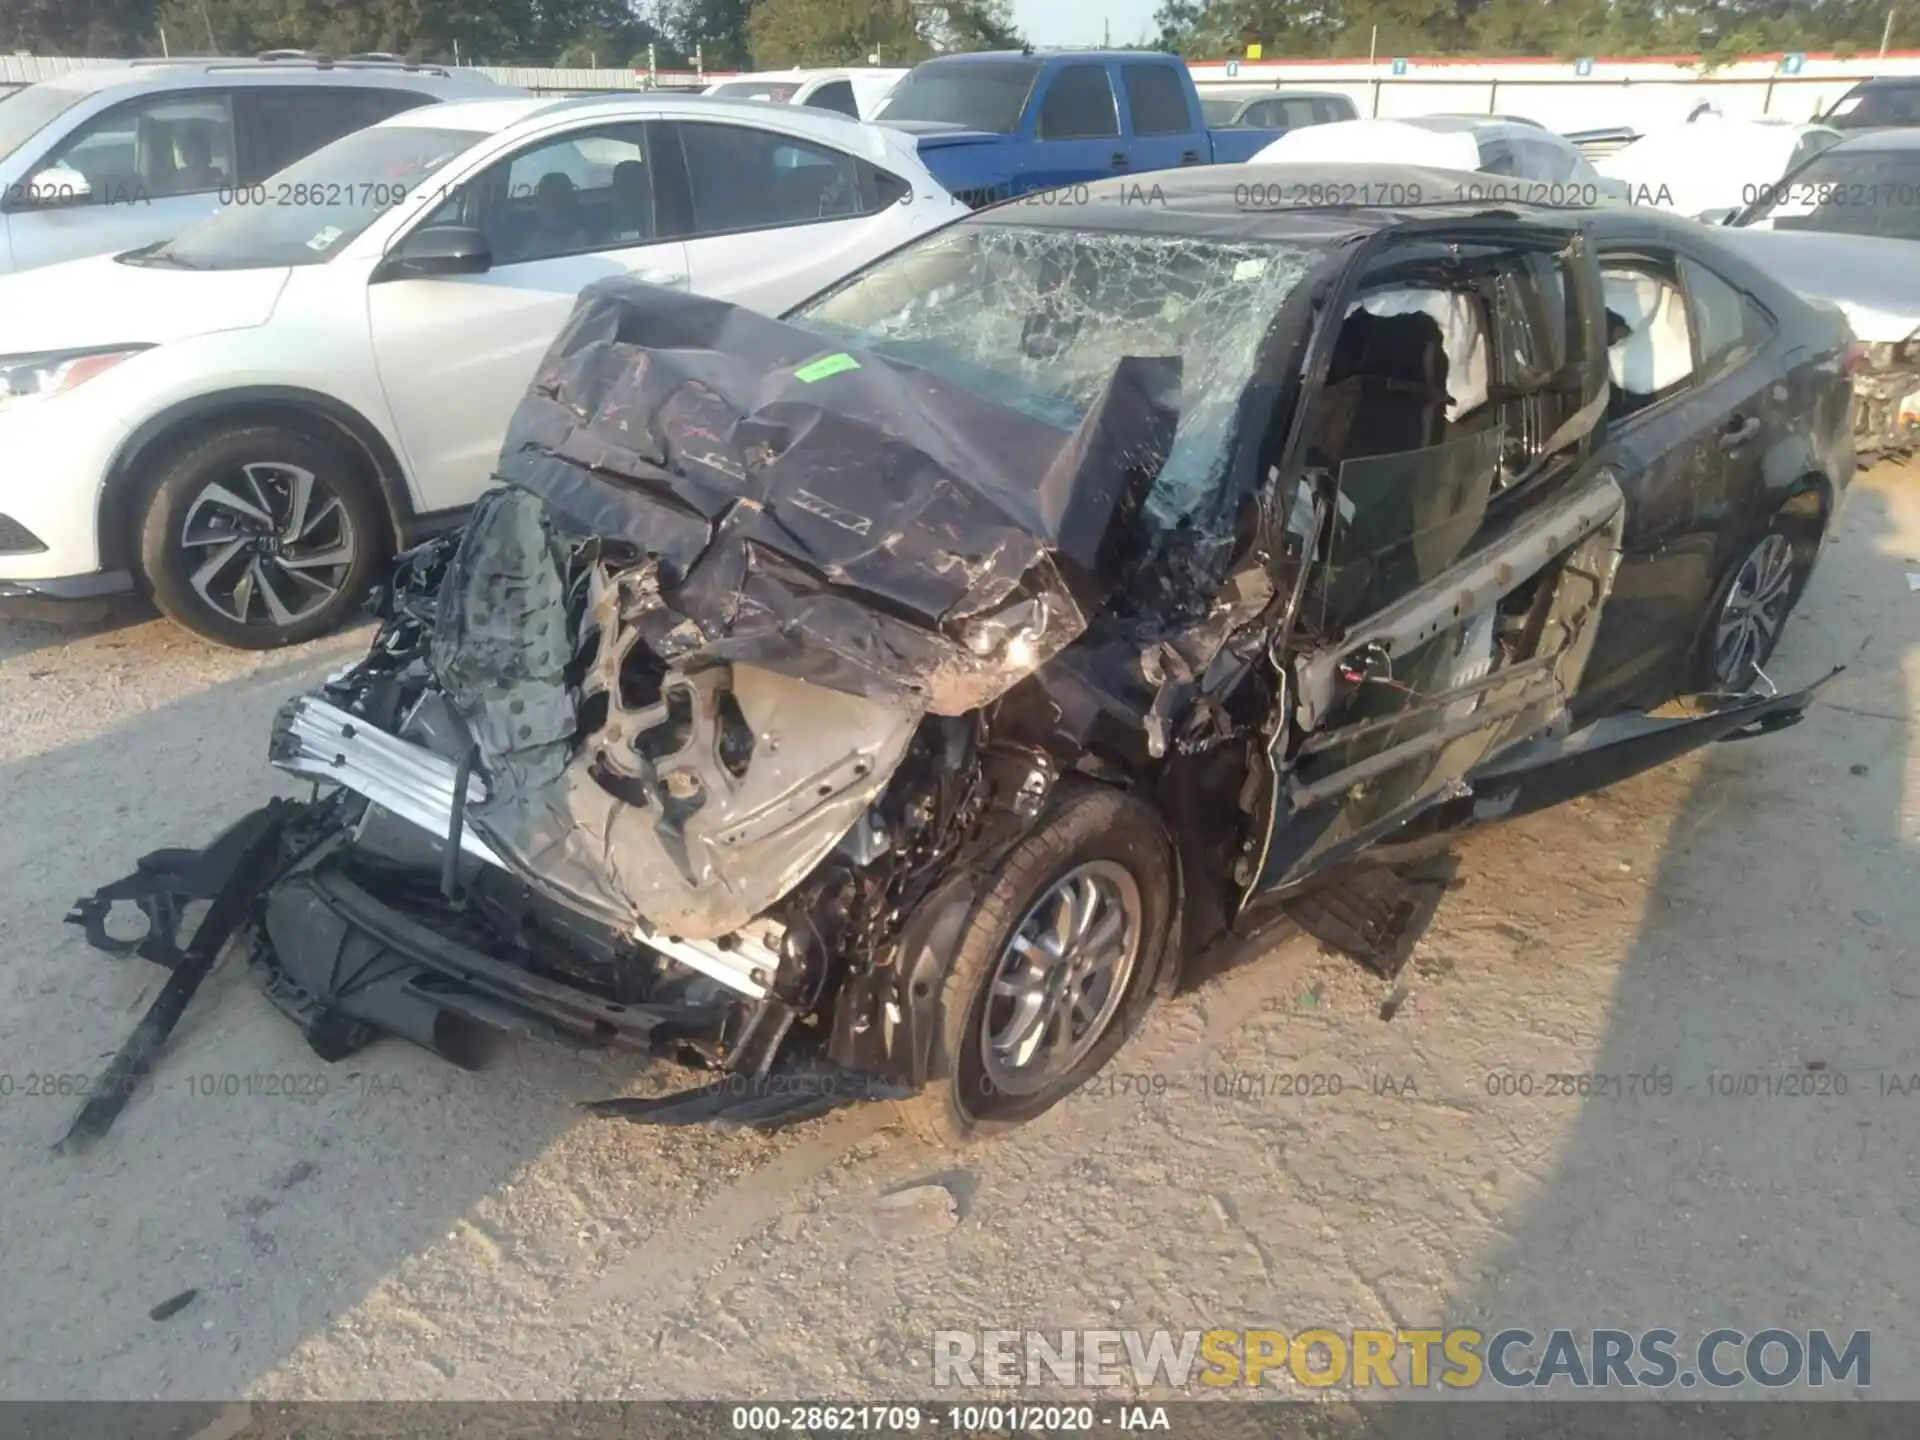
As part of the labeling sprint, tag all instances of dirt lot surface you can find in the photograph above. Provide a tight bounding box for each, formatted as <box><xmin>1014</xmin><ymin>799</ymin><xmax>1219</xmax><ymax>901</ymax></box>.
<box><xmin>0</xmin><ymin>464</ymin><xmax>1914</xmax><ymax>1409</ymax></box>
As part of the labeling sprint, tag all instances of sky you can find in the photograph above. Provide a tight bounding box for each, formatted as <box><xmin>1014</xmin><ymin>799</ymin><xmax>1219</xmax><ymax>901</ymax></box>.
<box><xmin>1012</xmin><ymin>0</ymin><xmax>1163</xmax><ymax>47</ymax></box>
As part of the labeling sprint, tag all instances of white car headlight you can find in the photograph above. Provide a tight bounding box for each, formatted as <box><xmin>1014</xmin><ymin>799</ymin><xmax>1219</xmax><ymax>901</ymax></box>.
<box><xmin>0</xmin><ymin>346</ymin><xmax>149</xmax><ymax>406</ymax></box>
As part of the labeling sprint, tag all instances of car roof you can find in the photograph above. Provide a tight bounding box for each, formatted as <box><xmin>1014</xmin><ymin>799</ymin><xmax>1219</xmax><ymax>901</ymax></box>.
<box><xmin>967</xmin><ymin>161</ymin><xmax>1599</xmax><ymax>243</ymax></box>
<box><xmin>917</xmin><ymin>49</ymin><xmax>1168</xmax><ymax>65</ymax></box>
<box><xmin>1846</xmin><ymin>75</ymin><xmax>1920</xmax><ymax>89</ymax></box>
<box><xmin>377</xmin><ymin>91</ymin><xmax>919</xmax><ymax>164</ymax></box>
<box><xmin>1824</xmin><ymin>127</ymin><xmax>1920</xmax><ymax>151</ymax></box>
<box><xmin>32</xmin><ymin>58</ymin><xmax>506</xmax><ymax>97</ymax></box>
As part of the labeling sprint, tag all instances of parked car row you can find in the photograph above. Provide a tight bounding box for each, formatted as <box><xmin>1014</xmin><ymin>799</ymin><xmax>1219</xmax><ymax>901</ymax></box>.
<box><xmin>0</xmin><ymin>53</ymin><xmax>515</xmax><ymax>275</ymax></box>
<box><xmin>0</xmin><ymin>93</ymin><xmax>965</xmax><ymax>643</ymax></box>
<box><xmin>0</xmin><ymin>45</ymin><xmax>1911</xmax><ymax>661</ymax></box>
<box><xmin>65</xmin><ymin>161</ymin><xmax>1851</xmax><ymax>1149</ymax></box>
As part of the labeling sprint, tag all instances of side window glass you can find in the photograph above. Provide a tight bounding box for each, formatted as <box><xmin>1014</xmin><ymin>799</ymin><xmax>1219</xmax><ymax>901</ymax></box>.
<box><xmin>456</xmin><ymin>124</ymin><xmax>656</xmax><ymax>266</ymax></box>
<box><xmin>1601</xmin><ymin>260</ymin><xmax>1696</xmax><ymax>416</ymax></box>
<box><xmin>1280</xmin><ymin>99</ymin><xmax>1318</xmax><ymax>129</ymax></box>
<box><xmin>1308</xmin><ymin>290</ymin><xmax>1505</xmax><ymax>622</ymax></box>
<box><xmin>45</xmin><ymin>92</ymin><xmax>236</xmax><ymax>203</ymax></box>
<box><xmin>1037</xmin><ymin>64</ymin><xmax>1119</xmax><ymax>141</ymax></box>
<box><xmin>240</xmin><ymin>88</ymin><xmax>430</xmax><ymax>182</ymax></box>
<box><xmin>1528</xmin><ymin>136</ymin><xmax>1580</xmax><ymax>183</ymax></box>
<box><xmin>1121</xmin><ymin>64</ymin><xmax>1191</xmax><ymax>136</ymax></box>
<box><xmin>1681</xmin><ymin>257</ymin><xmax>1768</xmax><ymax>375</ymax></box>
<box><xmin>677</xmin><ymin>122</ymin><xmax>863</xmax><ymax>234</ymax></box>
<box><xmin>1478</xmin><ymin>138</ymin><xmax>1517</xmax><ymax>176</ymax></box>
<box><xmin>1790</xmin><ymin>130</ymin><xmax>1838</xmax><ymax>169</ymax></box>
<box><xmin>806</xmin><ymin>81</ymin><xmax>859</xmax><ymax>117</ymax></box>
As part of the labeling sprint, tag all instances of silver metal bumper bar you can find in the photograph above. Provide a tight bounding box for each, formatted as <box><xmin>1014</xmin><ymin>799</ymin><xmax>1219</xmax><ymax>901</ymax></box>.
<box><xmin>271</xmin><ymin>696</ymin><xmax>772</xmax><ymax>1000</ymax></box>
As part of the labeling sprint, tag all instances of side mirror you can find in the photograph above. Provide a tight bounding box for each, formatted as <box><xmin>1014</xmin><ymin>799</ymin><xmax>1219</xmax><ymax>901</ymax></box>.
<box><xmin>21</xmin><ymin>165</ymin><xmax>90</xmax><ymax>206</ymax></box>
<box><xmin>1695</xmin><ymin>206</ymin><xmax>1738</xmax><ymax>225</ymax></box>
<box><xmin>375</xmin><ymin>224</ymin><xmax>491</xmax><ymax>281</ymax></box>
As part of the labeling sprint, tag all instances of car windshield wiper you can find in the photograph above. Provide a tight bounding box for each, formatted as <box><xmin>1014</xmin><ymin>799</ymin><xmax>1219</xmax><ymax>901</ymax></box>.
<box><xmin>118</xmin><ymin>244</ymin><xmax>209</xmax><ymax>270</ymax></box>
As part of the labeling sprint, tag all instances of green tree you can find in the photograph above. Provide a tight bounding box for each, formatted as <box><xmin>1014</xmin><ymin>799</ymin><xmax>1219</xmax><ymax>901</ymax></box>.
<box><xmin>747</xmin><ymin>0</ymin><xmax>924</xmax><ymax>66</ymax></box>
<box><xmin>2</xmin><ymin>0</ymin><xmax>163</xmax><ymax>53</ymax></box>
<box><xmin>746</xmin><ymin>0</ymin><xmax>1022</xmax><ymax>68</ymax></box>
<box><xmin>653</xmin><ymin>0</ymin><xmax>751</xmax><ymax>67</ymax></box>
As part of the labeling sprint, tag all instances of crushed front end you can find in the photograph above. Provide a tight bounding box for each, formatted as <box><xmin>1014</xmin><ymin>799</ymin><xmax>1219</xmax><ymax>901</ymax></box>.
<box><xmin>65</xmin><ymin>279</ymin><xmax>1235</xmax><ymax>1137</ymax></box>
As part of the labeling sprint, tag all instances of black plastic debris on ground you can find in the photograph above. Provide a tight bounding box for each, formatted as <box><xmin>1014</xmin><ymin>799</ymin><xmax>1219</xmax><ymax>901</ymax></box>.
<box><xmin>583</xmin><ymin>1060</ymin><xmax>914</xmax><ymax>1133</ymax></box>
<box><xmin>148</xmin><ymin>1288</ymin><xmax>197</xmax><ymax>1322</ymax></box>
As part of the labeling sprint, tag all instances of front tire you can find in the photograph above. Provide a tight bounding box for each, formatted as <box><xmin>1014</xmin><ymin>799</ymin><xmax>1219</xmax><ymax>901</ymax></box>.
<box><xmin>898</xmin><ymin>787</ymin><xmax>1176</xmax><ymax>1146</ymax></box>
<box><xmin>136</xmin><ymin>424</ymin><xmax>383</xmax><ymax>650</ymax></box>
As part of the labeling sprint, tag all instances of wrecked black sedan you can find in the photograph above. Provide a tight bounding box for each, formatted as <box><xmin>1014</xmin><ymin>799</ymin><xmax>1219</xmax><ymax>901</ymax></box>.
<box><xmin>70</xmin><ymin>165</ymin><xmax>1851</xmax><ymax>1147</ymax></box>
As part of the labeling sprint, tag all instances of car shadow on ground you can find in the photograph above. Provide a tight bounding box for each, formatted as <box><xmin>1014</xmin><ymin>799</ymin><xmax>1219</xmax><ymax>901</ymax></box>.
<box><xmin>1383</xmin><ymin>474</ymin><xmax>1917</xmax><ymax>1429</ymax></box>
<box><xmin>0</xmin><ymin>596</ymin><xmax>158</xmax><ymax>662</ymax></box>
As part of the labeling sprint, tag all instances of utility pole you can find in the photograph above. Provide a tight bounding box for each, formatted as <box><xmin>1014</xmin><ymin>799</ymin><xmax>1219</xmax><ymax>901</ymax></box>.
<box><xmin>1880</xmin><ymin>8</ymin><xmax>1897</xmax><ymax>58</ymax></box>
<box><xmin>1104</xmin><ymin>19</ymin><xmax>1111</xmax><ymax>46</ymax></box>
<box><xmin>1368</xmin><ymin>24</ymin><xmax>1378</xmax><ymax>66</ymax></box>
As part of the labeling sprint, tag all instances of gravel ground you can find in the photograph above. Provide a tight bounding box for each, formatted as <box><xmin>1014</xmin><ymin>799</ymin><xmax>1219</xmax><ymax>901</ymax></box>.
<box><xmin>0</xmin><ymin>464</ymin><xmax>1914</xmax><ymax>1407</ymax></box>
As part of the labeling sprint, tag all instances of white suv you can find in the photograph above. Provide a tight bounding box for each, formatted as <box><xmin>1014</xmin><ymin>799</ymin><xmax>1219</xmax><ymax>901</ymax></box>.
<box><xmin>0</xmin><ymin>94</ymin><xmax>966</xmax><ymax>647</ymax></box>
<box><xmin>0</xmin><ymin>53</ymin><xmax>514</xmax><ymax>275</ymax></box>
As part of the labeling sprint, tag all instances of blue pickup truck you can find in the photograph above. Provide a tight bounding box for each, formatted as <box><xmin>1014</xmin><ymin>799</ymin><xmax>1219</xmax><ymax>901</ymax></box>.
<box><xmin>870</xmin><ymin>50</ymin><xmax>1286</xmax><ymax>207</ymax></box>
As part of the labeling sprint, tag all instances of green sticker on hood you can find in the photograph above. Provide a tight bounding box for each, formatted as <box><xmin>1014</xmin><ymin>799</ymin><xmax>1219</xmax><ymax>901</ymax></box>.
<box><xmin>794</xmin><ymin>352</ymin><xmax>861</xmax><ymax>383</ymax></box>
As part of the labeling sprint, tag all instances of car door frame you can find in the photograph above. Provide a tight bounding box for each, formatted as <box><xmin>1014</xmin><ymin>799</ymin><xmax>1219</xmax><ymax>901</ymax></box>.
<box><xmin>1572</xmin><ymin>229</ymin><xmax>1791</xmax><ymax>718</ymax></box>
<box><xmin>1113</xmin><ymin>57</ymin><xmax>1199</xmax><ymax>171</ymax></box>
<box><xmin>653</xmin><ymin>112</ymin><xmax>920</xmax><ymax>316</ymax></box>
<box><xmin>1240</xmin><ymin>215</ymin><xmax>1615</xmax><ymax>903</ymax></box>
<box><xmin>1020</xmin><ymin>60</ymin><xmax>1127</xmax><ymax>194</ymax></box>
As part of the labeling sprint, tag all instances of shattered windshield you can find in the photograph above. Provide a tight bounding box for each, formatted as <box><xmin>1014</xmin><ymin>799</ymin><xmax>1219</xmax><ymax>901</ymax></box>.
<box><xmin>788</xmin><ymin>222</ymin><xmax>1320</xmax><ymax>530</ymax></box>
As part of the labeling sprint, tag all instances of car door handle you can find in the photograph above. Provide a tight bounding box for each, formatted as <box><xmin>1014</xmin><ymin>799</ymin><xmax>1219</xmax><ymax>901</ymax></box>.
<box><xmin>638</xmin><ymin>269</ymin><xmax>689</xmax><ymax>289</ymax></box>
<box><xmin>1717</xmin><ymin>415</ymin><xmax>1762</xmax><ymax>452</ymax></box>
<box><xmin>1111</xmin><ymin>151</ymin><xmax>1128</xmax><ymax>169</ymax></box>
<box><xmin>1180</xmin><ymin>149</ymin><xmax>1201</xmax><ymax>164</ymax></box>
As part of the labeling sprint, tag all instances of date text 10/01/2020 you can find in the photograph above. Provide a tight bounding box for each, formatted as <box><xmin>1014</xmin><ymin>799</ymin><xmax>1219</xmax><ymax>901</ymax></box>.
<box><xmin>729</xmin><ymin>1406</ymin><xmax>1172</xmax><ymax>1433</ymax></box>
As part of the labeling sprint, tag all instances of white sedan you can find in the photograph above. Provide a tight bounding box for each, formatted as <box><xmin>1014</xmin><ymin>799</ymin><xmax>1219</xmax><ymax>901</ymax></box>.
<box><xmin>1596</xmin><ymin>116</ymin><xmax>1843</xmax><ymax>220</ymax></box>
<box><xmin>0</xmin><ymin>94</ymin><xmax>965</xmax><ymax>647</ymax></box>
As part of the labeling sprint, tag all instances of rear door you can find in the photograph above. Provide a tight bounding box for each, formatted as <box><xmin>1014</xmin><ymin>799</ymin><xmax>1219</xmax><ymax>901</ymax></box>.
<box><xmin>1572</xmin><ymin>244</ymin><xmax>1780</xmax><ymax>717</ymax></box>
<box><xmin>366</xmin><ymin>118</ymin><xmax>690</xmax><ymax>511</ymax></box>
<box><xmin>664</xmin><ymin>117</ymin><xmax>915</xmax><ymax>316</ymax></box>
<box><xmin>1117</xmin><ymin>60</ymin><xmax>1200</xmax><ymax>170</ymax></box>
<box><xmin>1022</xmin><ymin>62</ymin><xmax>1124</xmax><ymax>193</ymax></box>
<box><xmin>5</xmin><ymin>88</ymin><xmax>237</xmax><ymax>272</ymax></box>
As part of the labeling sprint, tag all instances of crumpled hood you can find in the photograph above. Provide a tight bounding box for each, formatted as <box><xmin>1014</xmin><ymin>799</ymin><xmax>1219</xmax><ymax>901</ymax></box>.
<box><xmin>0</xmin><ymin>252</ymin><xmax>289</xmax><ymax>354</ymax></box>
<box><xmin>495</xmin><ymin>277</ymin><xmax>1181</xmax><ymax>715</ymax></box>
<box><xmin>1716</xmin><ymin>227</ymin><xmax>1920</xmax><ymax>343</ymax></box>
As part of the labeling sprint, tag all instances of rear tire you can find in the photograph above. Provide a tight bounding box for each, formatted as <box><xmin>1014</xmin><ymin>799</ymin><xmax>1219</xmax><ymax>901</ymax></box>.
<box><xmin>1691</xmin><ymin>505</ymin><xmax>1818</xmax><ymax>694</ymax></box>
<box><xmin>896</xmin><ymin>787</ymin><xmax>1175</xmax><ymax>1147</ymax></box>
<box><xmin>136</xmin><ymin>424</ymin><xmax>384</xmax><ymax>650</ymax></box>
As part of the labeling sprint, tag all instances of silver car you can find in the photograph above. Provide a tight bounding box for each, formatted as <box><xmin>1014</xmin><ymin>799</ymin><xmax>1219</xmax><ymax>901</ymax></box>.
<box><xmin>0</xmin><ymin>52</ymin><xmax>515</xmax><ymax>275</ymax></box>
